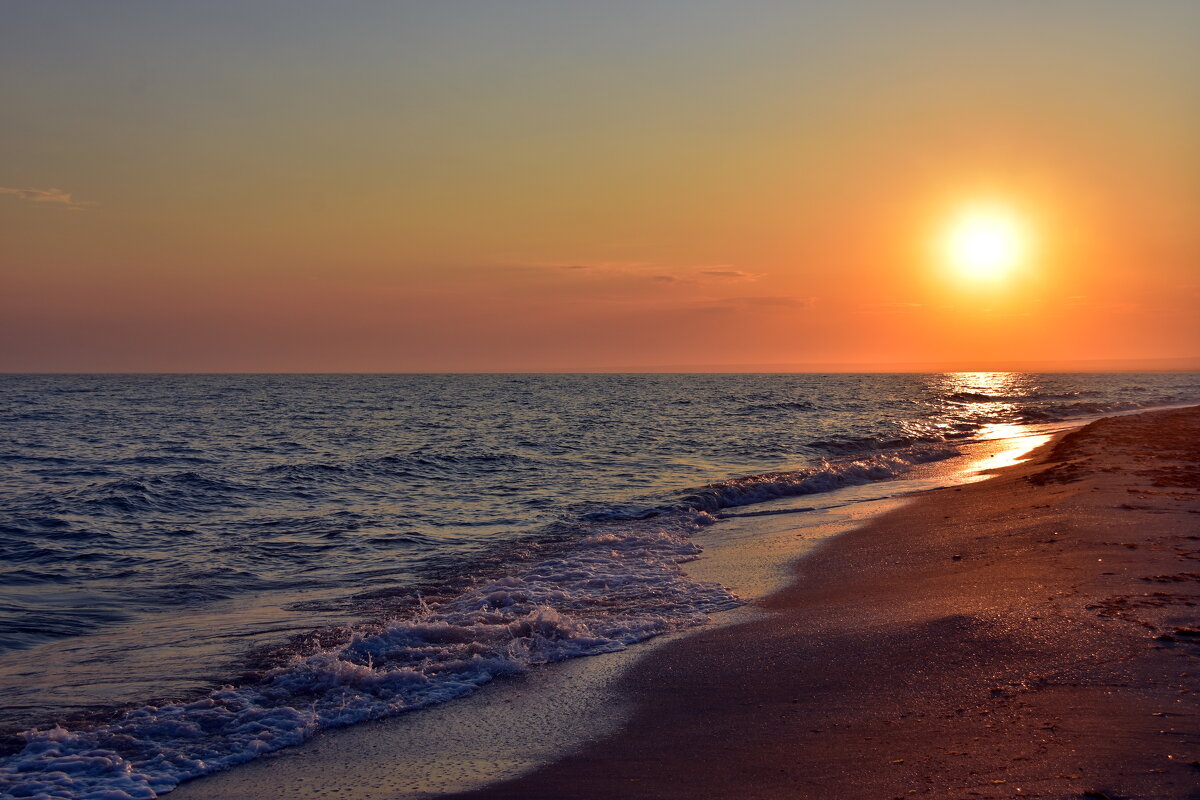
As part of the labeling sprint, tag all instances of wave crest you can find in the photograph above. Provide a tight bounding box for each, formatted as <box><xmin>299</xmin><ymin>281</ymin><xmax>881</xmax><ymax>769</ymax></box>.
<box><xmin>0</xmin><ymin>518</ymin><xmax>737</xmax><ymax>799</ymax></box>
<box><xmin>677</xmin><ymin>446</ymin><xmax>958</xmax><ymax>513</ymax></box>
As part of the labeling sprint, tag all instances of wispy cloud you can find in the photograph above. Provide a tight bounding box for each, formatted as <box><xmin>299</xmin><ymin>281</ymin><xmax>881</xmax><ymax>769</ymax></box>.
<box><xmin>0</xmin><ymin>187</ymin><xmax>95</xmax><ymax>210</ymax></box>
<box><xmin>535</xmin><ymin>263</ymin><xmax>764</xmax><ymax>284</ymax></box>
<box><xmin>697</xmin><ymin>268</ymin><xmax>762</xmax><ymax>280</ymax></box>
<box><xmin>542</xmin><ymin>261</ymin><xmax>649</xmax><ymax>272</ymax></box>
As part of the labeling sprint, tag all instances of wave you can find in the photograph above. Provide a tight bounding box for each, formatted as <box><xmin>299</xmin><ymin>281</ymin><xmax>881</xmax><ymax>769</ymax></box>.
<box><xmin>264</xmin><ymin>450</ymin><xmax>543</xmax><ymax>483</ymax></box>
<box><xmin>944</xmin><ymin>391</ymin><xmax>1013</xmax><ymax>403</ymax></box>
<box><xmin>584</xmin><ymin>445</ymin><xmax>960</xmax><ymax>521</ymax></box>
<box><xmin>805</xmin><ymin>432</ymin><xmax>973</xmax><ymax>454</ymax></box>
<box><xmin>0</xmin><ymin>515</ymin><xmax>736</xmax><ymax>800</ymax></box>
<box><xmin>944</xmin><ymin>389</ymin><xmax>1100</xmax><ymax>404</ymax></box>
<box><xmin>738</xmin><ymin>400</ymin><xmax>816</xmax><ymax>414</ymax></box>
<box><xmin>678</xmin><ymin>446</ymin><xmax>958</xmax><ymax>513</ymax></box>
<box><xmin>33</xmin><ymin>473</ymin><xmax>258</xmax><ymax>517</ymax></box>
<box><xmin>17</xmin><ymin>451</ymin><xmax>547</xmax><ymax>523</ymax></box>
<box><xmin>1016</xmin><ymin>399</ymin><xmax>1145</xmax><ymax>423</ymax></box>
<box><xmin>0</xmin><ymin>607</ymin><xmax>133</xmax><ymax>652</ymax></box>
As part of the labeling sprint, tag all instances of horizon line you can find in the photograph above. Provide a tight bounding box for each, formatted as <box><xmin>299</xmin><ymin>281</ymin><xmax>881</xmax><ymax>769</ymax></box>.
<box><xmin>4</xmin><ymin>356</ymin><xmax>1200</xmax><ymax>376</ymax></box>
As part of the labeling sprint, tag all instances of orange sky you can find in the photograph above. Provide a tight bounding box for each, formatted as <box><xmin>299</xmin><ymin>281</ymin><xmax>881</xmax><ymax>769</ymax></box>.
<box><xmin>2</xmin><ymin>2</ymin><xmax>1197</xmax><ymax>372</ymax></box>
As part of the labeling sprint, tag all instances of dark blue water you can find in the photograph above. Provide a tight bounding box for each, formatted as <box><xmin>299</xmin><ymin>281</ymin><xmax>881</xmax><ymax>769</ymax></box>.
<box><xmin>1</xmin><ymin>373</ymin><xmax>1197</xmax><ymax>798</ymax></box>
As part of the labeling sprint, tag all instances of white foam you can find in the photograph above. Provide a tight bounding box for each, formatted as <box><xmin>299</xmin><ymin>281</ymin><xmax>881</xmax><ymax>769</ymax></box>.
<box><xmin>0</xmin><ymin>516</ymin><xmax>736</xmax><ymax>799</ymax></box>
<box><xmin>680</xmin><ymin>445</ymin><xmax>960</xmax><ymax>513</ymax></box>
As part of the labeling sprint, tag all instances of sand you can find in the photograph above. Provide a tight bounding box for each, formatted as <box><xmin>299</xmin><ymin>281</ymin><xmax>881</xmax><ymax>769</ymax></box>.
<box><xmin>446</xmin><ymin>406</ymin><xmax>1200</xmax><ymax>800</ymax></box>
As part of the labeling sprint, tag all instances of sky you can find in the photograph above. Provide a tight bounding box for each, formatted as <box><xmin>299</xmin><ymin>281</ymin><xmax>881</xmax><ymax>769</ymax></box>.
<box><xmin>2</xmin><ymin>1</ymin><xmax>1197</xmax><ymax>372</ymax></box>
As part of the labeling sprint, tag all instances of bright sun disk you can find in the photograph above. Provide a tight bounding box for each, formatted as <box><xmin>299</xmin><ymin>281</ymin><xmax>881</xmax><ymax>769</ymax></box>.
<box><xmin>943</xmin><ymin>205</ymin><xmax>1027</xmax><ymax>279</ymax></box>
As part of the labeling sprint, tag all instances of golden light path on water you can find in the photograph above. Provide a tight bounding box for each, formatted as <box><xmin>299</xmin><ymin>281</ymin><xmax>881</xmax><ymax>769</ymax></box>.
<box><xmin>972</xmin><ymin>422</ymin><xmax>1053</xmax><ymax>471</ymax></box>
<box><xmin>934</xmin><ymin>373</ymin><xmax>1055</xmax><ymax>471</ymax></box>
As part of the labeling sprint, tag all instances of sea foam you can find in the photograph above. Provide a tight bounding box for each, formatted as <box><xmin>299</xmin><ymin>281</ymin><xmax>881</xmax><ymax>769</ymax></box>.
<box><xmin>679</xmin><ymin>446</ymin><xmax>959</xmax><ymax>513</ymax></box>
<box><xmin>0</xmin><ymin>514</ymin><xmax>736</xmax><ymax>800</ymax></box>
<box><xmin>583</xmin><ymin>445</ymin><xmax>960</xmax><ymax>522</ymax></box>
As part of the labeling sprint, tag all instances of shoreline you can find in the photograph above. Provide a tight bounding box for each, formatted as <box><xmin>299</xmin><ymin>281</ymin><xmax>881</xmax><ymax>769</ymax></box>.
<box><xmin>169</xmin><ymin>417</ymin><xmax>1104</xmax><ymax>799</ymax></box>
<box><xmin>439</xmin><ymin>405</ymin><xmax>1200</xmax><ymax>799</ymax></box>
<box><xmin>0</xmin><ymin>403</ymin><xmax>1097</xmax><ymax>750</ymax></box>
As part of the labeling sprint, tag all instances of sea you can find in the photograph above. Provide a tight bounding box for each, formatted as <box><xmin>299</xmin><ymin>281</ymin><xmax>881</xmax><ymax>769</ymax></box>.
<box><xmin>2</xmin><ymin>372</ymin><xmax>1198</xmax><ymax>799</ymax></box>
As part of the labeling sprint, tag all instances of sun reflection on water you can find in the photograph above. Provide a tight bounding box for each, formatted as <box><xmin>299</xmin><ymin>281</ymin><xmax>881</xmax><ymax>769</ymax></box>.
<box><xmin>934</xmin><ymin>373</ymin><xmax>1052</xmax><ymax>470</ymax></box>
<box><xmin>975</xmin><ymin>423</ymin><xmax>1051</xmax><ymax>470</ymax></box>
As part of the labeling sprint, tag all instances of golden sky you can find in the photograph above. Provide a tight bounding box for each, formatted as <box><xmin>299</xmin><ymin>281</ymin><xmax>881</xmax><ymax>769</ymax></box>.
<box><xmin>2</xmin><ymin>2</ymin><xmax>1197</xmax><ymax>371</ymax></box>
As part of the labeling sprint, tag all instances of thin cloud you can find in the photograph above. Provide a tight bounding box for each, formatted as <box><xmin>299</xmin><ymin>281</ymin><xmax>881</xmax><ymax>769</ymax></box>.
<box><xmin>535</xmin><ymin>263</ymin><xmax>764</xmax><ymax>287</ymax></box>
<box><xmin>651</xmin><ymin>274</ymin><xmax>704</xmax><ymax>285</ymax></box>
<box><xmin>0</xmin><ymin>187</ymin><xmax>95</xmax><ymax>210</ymax></box>
<box><xmin>697</xmin><ymin>268</ymin><xmax>763</xmax><ymax>280</ymax></box>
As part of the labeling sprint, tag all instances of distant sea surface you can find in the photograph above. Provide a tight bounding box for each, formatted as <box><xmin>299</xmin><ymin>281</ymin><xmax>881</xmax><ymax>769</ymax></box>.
<box><xmin>2</xmin><ymin>373</ymin><xmax>1198</xmax><ymax>799</ymax></box>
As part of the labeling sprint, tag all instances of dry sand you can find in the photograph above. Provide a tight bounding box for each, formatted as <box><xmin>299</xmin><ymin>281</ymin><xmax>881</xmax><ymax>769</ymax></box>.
<box><xmin>447</xmin><ymin>406</ymin><xmax>1200</xmax><ymax>800</ymax></box>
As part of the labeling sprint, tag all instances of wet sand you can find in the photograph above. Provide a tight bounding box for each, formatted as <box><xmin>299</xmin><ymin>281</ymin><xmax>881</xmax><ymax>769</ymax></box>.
<box><xmin>449</xmin><ymin>406</ymin><xmax>1200</xmax><ymax>800</ymax></box>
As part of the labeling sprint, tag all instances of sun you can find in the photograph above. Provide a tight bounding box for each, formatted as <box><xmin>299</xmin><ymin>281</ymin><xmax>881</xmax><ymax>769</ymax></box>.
<box><xmin>942</xmin><ymin>204</ymin><xmax>1028</xmax><ymax>280</ymax></box>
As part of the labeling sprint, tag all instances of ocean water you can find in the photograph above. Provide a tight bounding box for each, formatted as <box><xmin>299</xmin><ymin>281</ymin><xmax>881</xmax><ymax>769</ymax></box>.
<box><xmin>1</xmin><ymin>372</ymin><xmax>1197</xmax><ymax>799</ymax></box>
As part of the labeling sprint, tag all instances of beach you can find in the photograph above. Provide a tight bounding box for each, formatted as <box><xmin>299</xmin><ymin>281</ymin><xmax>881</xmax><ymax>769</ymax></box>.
<box><xmin>170</xmin><ymin>405</ymin><xmax>1200</xmax><ymax>800</ymax></box>
<box><xmin>440</xmin><ymin>405</ymin><xmax>1199</xmax><ymax>800</ymax></box>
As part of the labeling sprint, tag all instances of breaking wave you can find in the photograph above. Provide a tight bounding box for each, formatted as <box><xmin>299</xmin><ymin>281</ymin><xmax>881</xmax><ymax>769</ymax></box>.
<box><xmin>584</xmin><ymin>445</ymin><xmax>960</xmax><ymax>522</ymax></box>
<box><xmin>0</xmin><ymin>515</ymin><xmax>736</xmax><ymax>800</ymax></box>
<box><xmin>676</xmin><ymin>445</ymin><xmax>958</xmax><ymax>513</ymax></box>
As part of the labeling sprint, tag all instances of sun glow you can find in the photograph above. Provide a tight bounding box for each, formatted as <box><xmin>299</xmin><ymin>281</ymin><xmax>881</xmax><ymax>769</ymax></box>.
<box><xmin>942</xmin><ymin>204</ymin><xmax>1028</xmax><ymax>280</ymax></box>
